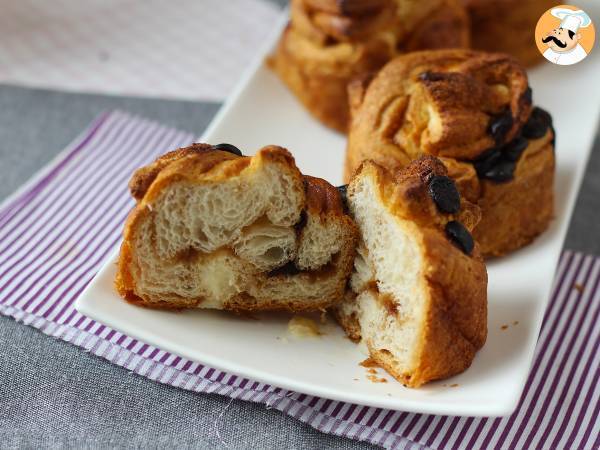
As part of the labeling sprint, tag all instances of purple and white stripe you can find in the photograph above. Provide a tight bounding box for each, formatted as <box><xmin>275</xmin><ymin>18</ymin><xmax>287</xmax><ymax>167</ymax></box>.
<box><xmin>0</xmin><ymin>112</ymin><xmax>598</xmax><ymax>450</ymax></box>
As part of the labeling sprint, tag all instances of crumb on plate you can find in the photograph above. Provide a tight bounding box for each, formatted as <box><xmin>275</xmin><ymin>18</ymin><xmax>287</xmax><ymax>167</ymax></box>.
<box><xmin>287</xmin><ymin>315</ymin><xmax>322</xmax><ymax>338</ymax></box>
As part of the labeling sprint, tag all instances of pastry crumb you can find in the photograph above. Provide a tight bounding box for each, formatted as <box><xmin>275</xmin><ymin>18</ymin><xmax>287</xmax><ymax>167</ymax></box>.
<box><xmin>367</xmin><ymin>374</ymin><xmax>388</xmax><ymax>383</ymax></box>
<box><xmin>450</xmin><ymin>383</ymin><xmax>459</xmax><ymax>388</ymax></box>
<box><xmin>287</xmin><ymin>316</ymin><xmax>322</xmax><ymax>338</ymax></box>
<box><xmin>359</xmin><ymin>358</ymin><xmax>379</xmax><ymax>368</ymax></box>
<box><xmin>501</xmin><ymin>325</ymin><xmax>509</xmax><ymax>330</ymax></box>
<box><xmin>513</xmin><ymin>321</ymin><xmax>519</xmax><ymax>326</ymax></box>
<box><xmin>360</xmin><ymin>358</ymin><xmax>386</xmax><ymax>382</ymax></box>
<box><xmin>574</xmin><ymin>283</ymin><xmax>584</xmax><ymax>293</ymax></box>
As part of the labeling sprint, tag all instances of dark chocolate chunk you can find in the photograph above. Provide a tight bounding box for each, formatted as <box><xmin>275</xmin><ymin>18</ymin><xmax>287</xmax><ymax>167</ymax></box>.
<box><xmin>521</xmin><ymin>86</ymin><xmax>533</xmax><ymax>105</ymax></box>
<box><xmin>428</xmin><ymin>175</ymin><xmax>460</xmax><ymax>214</ymax></box>
<box><xmin>445</xmin><ymin>221</ymin><xmax>474</xmax><ymax>255</ymax></box>
<box><xmin>503</xmin><ymin>136</ymin><xmax>528</xmax><ymax>162</ymax></box>
<box><xmin>488</xmin><ymin>110</ymin><xmax>514</xmax><ymax>144</ymax></box>
<box><xmin>473</xmin><ymin>147</ymin><xmax>503</xmax><ymax>177</ymax></box>
<box><xmin>294</xmin><ymin>210</ymin><xmax>307</xmax><ymax>233</ymax></box>
<box><xmin>549</xmin><ymin>123</ymin><xmax>556</xmax><ymax>148</ymax></box>
<box><xmin>267</xmin><ymin>261</ymin><xmax>301</xmax><ymax>277</ymax></box>
<box><xmin>337</xmin><ymin>184</ymin><xmax>348</xmax><ymax>201</ymax></box>
<box><xmin>418</xmin><ymin>71</ymin><xmax>447</xmax><ymax>82</ymax></box>
<box><xmin>212</xmin><ymin>143</ymin><xmax>243</xmax><ymax>156</ymax></box>
<box><xmin>336</xmin><ymin>184</ymin><xmax>350</xmax><ymax>213</ymax></box>
<box><xmin>522</xmin><ymin>107</ymin><xmax>552</xmax><ymax>139</ymax></box>
<box><xmin>481</xmin><ymin>160</ymin><xmax>516</xmax><ymax>182</ymax></box>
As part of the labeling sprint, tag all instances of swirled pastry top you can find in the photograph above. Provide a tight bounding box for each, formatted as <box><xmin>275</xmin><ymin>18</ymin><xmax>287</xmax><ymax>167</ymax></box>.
<box><xmin>292</xmin><ymin>0</ymin><xmax>397</xmax><ymax>44</ymax></box>
<box><xmin>292</xmin><ymin>0</ymin><xmax>444</xmax><ymax>44</ymax></box>
<box><xmin>348</xmin><ymin>49</ymin><xmax>532</xmax><ymax>161</ymax></box>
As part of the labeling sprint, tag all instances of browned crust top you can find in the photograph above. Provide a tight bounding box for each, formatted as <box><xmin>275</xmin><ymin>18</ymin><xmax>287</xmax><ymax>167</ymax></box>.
<box><xmin>127</xmin><ymin>143</ymin><xmax>349</xmax><ymax>220</ymax></box>
<box><xmin>129</xmin><ymin>144</ymin><xmax>345</xmax><ymax>220</ymax></box>
<box><xmin>349</xmin><ymin>49</ymin><xmax>531</xmax><ymax>161</ymax></box>
<box><xmin>355</xmin><ymin>155</ymin><xmax>481</xmax><ymax>232</ymax></box>
<box><xmin>304</xmin><ymin>0</ymin><xmax>387</xmax><ymax>15</ymax></box>
<box><xmin>304</xmin><ymin>175</ymin><xmax>346</xmax><ymax>216</ymax></box>
<box><xmin>128</xmin><ymin>144</ymin><xmax>295</xmax><ymax>201</ymax></box>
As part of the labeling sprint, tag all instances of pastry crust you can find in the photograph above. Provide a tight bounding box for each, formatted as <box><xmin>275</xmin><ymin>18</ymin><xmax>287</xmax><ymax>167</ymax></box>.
<box><xmin>463</xmin><ymin>0</ymin><xmax>555</xmax><ymax>67</ymax></box>
<box><xmin>116</xmin><ymin>144</ymin><xmax>358</xmax><ymax>312</ymax></box>
<box><xmin>268</xmin><ymin>0</ymin><xmax>470</xmax><ymax>132</ymax></box>
<box><xmin>335</xmin><ymin>157</ymin><xmax>487</xmax><ymax>387</ymax></box>
<box><xmin>344</xmin><ymin>49</ymin><xmax>555</xmax><ymax>257</ymax></box>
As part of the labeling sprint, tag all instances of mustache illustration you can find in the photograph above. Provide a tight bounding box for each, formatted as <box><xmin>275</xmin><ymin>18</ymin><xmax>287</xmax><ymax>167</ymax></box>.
<box><xmin>542</xmin><ymin>35</ymin><xmax>567</xmax><ymax>48</ymax></box>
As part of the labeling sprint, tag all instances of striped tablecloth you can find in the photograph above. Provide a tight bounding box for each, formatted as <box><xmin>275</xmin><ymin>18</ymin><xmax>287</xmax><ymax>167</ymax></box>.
<box><xmin>0</xmin><ymin>0</ymin><xmax>280</xmax><ymax>101</ymax></box>
<box><xmin>0</xmin><ymin>111</ymin><xmax>598</xmax><ymax>450</ymax></box>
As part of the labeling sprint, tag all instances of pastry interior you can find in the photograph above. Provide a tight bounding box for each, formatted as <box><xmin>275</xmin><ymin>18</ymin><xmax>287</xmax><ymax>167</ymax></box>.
<box><xmin>335</xmin><ymin>157</ymin><xmax>487</xmax><ymax>387</ymax></box>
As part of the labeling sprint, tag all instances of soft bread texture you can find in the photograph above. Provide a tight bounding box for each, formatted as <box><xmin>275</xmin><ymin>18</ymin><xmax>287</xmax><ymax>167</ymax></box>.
<box><xmin>334</xmin><ymin>157</ymin><xmax>487</xmax><ymax>388</ymax></box>
<box><xmin>116</xmin><ymin>144</ymin><xmax>358</xmax><ymax>312</ymax></box>
<box><xmin>463</xmin><ymin>0</ymin><xmax>555</xmax><ymax>67</ymax></box>
<box><xmin>344</xmin><ymin>49</ymin><xmax>555</xmax><ymax>257</ymax></box>
<box><xmin>268</xmin><ymin>0</ymin><xmax>469</xmax><ymax>132</ymax></box>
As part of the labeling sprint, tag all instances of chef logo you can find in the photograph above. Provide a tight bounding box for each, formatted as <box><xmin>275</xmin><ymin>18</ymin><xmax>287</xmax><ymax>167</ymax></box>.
<box><xmin>535</xmin><ymin>5</ymin><xmax>595</xmax><ymax>65</ymax></box>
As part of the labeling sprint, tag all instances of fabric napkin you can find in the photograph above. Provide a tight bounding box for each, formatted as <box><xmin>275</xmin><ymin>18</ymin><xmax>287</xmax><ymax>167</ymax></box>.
<box><xmin>0</xmin><ymin>0</ymin><xmax>280</xmax><ymax>101</ymax></box>
<box><xmin>0</xmin><ymin>111</ymin><xmax>598</xmax><ymax>450</ymax></box>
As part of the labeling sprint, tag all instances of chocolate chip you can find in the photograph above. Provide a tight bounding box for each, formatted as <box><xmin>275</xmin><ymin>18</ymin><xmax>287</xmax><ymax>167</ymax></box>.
<box><xmin>549</xmin><ymin>123</ymin><xmax>556</xmax><ymax>148</ymax></box>
<box><xmin>488</xmin><ymin>110</ymin><xmax>514</xmax><ymax>144</ymax></box>
<box><xmin>473</xmin><ymin>147</ymin><xmax>503</xmax><ymax>177</ymax></box>
<box><xmin>418</xmin><ymin>71</ymin><xmax>447</xmax><ymax>82</ymax></box>
<box><xmin>212</xmin><ymin>143</ymin><xmax>243</xmax><ymax>156</ymax></box>
<box><xmin>267</xmin><ymin>261</ymin><xmax>301</xmax><ymax>277</ymax></box>
<box><xmin>294</xmin><ymin>210</ymin><xmax>307</xmax><ymax>233</ymax></box>
<box><xmin>337</xmin><ymin>184</ymin><xmax>348</xmax><ymax>200</ymax></box>
<box><xmin>522</xmin><ymin>107</ymin><xmax>552</xmax><ymax>139</ymax></box>
<box><xmin>521</xmin><ymin>86</ymin><xmax>533</xmax><ymax>105</ymax></box>
<box><xmin>503</xmin><ymin>136</ymin><xmax>528</xmax><ymax>162</ymax></box>
<box><xmin>336</xmin><ymin>185</ymin><xmax>350</xmax><ymax>213</ymax></box>
<box><xmin>481</xmin><ymin>160</ymin><xmax>516</xmax><ymax>182</ymax></box>
<box><xmin>428</xmin><ymin>176</ymin><xmax>460</xmax><ymax>214</ymax></box>
<box><xmin>445</xmin><ymin>221</ymin><xmax>474</xmax><ymax>255</ymax></box>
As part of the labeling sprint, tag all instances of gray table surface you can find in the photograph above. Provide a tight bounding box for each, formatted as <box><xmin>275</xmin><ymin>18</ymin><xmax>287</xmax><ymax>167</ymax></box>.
<box><xmin>0</xmin><ymin>82</ymin><xmax>597</xmax><ymax>450</ymax></box>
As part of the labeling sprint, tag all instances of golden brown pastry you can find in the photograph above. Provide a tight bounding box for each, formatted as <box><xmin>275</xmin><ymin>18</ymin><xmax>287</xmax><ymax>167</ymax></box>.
<box><xmin>344</xmin><ymin>49</ymin><xmax>555</xmax><ymax>257</ymax></box>
<box><xmin>116</xmin><ymin>143</ymin><xmax>358</xmax><ymax>312</ymax></box>
<box><xmin>334</xmin><ymin>156</ymin><xmax>487</xmax><ymax>387</ymax></box>
<box><xmin>464</xmin><ymin>0</ymin><xmax>555</xmax><ymax>67</ymax></box>
<box><xmin>268</xmin><ymin>0</ymin><xmax>470</xmax><ymax>132</ymax></box>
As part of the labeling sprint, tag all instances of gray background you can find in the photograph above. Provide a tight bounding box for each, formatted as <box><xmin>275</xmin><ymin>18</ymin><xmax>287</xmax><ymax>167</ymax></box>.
<box><xmin>0</xmin><ymin>81</ymin><xmax>597</xmax><ymax>450</ymax></box>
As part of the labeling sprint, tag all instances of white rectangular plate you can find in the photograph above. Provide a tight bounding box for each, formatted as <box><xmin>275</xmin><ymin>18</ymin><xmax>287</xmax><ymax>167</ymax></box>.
<box><xmin>76</xmin><ymin>2</ymin><xmax>600</xmax><ymax>417</ymax></box>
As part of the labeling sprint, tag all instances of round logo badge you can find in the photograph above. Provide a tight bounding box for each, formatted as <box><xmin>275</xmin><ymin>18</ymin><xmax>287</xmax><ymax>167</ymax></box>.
<box><xmin>535</xmin><ymin>5</ymin><xmax>595</xmax><ymax>65</ymax></box>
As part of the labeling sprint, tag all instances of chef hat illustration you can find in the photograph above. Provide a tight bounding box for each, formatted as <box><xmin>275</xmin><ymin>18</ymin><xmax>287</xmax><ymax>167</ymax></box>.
<box><xmin>551</xmin><ymin>8</ymin><xmax>592</xmax><ymax>33</ymax></box>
